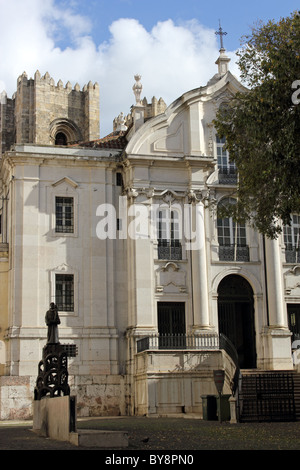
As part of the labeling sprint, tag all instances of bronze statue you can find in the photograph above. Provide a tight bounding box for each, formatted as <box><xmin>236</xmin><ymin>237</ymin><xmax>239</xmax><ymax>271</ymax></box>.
<box><xmin>45</xmin><ymin>302</ymin><xmax>60</xmax><ymax>344</ymax></box>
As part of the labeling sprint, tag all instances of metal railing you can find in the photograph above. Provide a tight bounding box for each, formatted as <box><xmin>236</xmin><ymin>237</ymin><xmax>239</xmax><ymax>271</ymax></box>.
<box><xmin>285</xmin><ymin>248</ymin><xmax>300</xmax><ymax>263</ymax></box>
<box><xmin>219</xmin><ymin>245</ymin><xmax>250</xmax><ymax>262</ymax></box>
<box><xmin>136</xmin><ymin>332</ymin><xmax>241</xmax><ymax>398</ymax></box>
<box><xmin>158</xmin><ymin>240</ymin><xmax>182</xmax><ymax>260</ymax></box>
<box><xmin>239</xmin><ymin>373</ymin><xmax>296</xmax><ymax>422</ymax></box>
<box><xmin>218</xmin><ymin>167</ymin><xmax>237</xmax><ymax>185</ymax></box>
<box><xmin>137</xmin><ymin>333</ymin><xmax>232</xmax><ymax>354</ymax></box>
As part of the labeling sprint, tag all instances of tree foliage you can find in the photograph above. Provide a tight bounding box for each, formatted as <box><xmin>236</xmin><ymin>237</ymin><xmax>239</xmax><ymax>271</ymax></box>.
<box><xmin>214</xmin><ymin>11</ymin><xmax>300</xmax><ymax>238</ymax></box>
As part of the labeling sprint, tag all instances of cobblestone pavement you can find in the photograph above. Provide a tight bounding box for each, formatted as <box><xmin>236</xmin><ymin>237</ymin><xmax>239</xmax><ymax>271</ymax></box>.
<box><xmin>0</xmin><ymin>417</ymin><xmax>300</xmax><ymax>451</ymax></box>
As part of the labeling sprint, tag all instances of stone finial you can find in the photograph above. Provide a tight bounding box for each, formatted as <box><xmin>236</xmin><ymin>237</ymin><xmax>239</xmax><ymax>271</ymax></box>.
<box><xmin>133</xmin><ymin>74</ymin><xmax>143</xmax><ymax>106</ymax></box>
<box><xmin>215</xmin><ymin>49</ymin><xmax>231</xmax><ymax>76</ymax></box>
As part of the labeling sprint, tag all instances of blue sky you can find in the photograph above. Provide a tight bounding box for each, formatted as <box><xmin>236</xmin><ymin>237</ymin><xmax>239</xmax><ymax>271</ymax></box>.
<box><xmin>66</xmin><ymin>0</ymin><xmax>299</xmax><ymax>51</ymax></box>
<box><xmin>0</xmin><ymin>0</ymin><xmax>298</xmax><ymax>137</ymax></box>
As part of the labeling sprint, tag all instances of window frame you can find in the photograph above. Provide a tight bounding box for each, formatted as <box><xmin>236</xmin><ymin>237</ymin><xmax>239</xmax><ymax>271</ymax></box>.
<box><xmin>55</xmin><ymin>273</ymin><xmax>74</xmax><ymax>312</ymax></box>
<box><xmin>217</xmin><ymin>198</ymin><xmax>249</xmax><ymax>261</ymax></box>
<box><xmin>283</xmin><ymin>214</ymin><xmax>300</xmax><ymax>263</ymax></box>
<box><xmin>157</xmin><ymin>207</ymin><xmax>182</xmax><ymax>260</ymax></box>
<box><xmin>50</xmin><ymin>264</ymin><xmax>78</xmax><ymax>316</ymax></box>
<box><xmin>216</xmin><ymin>135</ymin><xmax>236</xmax><ymax>174</ymax></box>
<box><xmin>55</xmin><ymin>196</ymin><xmax>74</xmax><ymax>234</ymax></box>
<box><xmin>49</xmin><ymin>179</ymin><xmax>79</xmax><ymax>238</ymax></box>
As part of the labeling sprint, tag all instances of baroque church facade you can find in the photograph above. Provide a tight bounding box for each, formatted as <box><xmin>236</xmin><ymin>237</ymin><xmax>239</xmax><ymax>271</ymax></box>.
<box><xmin>0</xmin><ymin>45</ymin><xmax>299</xmax><ymax>420</ymax></box>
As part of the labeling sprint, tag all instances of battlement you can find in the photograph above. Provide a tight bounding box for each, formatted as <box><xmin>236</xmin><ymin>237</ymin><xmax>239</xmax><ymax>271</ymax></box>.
<box><xmin>0</xmin><ymin>71</ymin><xmax>100</xmax><ymax>154</ymax></box>
<box><xmin>16</xmin><ymin>70</ymin><xmax>99</xmax><ymax>94</ymax></box>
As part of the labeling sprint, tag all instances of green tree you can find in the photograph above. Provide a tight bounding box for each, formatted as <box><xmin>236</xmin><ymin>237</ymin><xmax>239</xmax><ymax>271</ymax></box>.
<box><xmin>214</xmin><ymin>11</ymin><xmax>300</xmax><ymax>238</ymax></box>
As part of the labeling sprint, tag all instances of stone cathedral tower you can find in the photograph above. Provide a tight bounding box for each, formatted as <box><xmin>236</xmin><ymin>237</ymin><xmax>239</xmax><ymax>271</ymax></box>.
<box><xmin>0</xmin><ymin>70</ymin><xmax>100</xmax><ymax>154</ymax></box>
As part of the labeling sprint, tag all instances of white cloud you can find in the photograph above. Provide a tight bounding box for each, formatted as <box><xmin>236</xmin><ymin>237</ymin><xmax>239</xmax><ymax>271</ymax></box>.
<box><xmin>0</xmin><ymin>0</ymin><xmax>240</xmax><ymax>137</ymax></box>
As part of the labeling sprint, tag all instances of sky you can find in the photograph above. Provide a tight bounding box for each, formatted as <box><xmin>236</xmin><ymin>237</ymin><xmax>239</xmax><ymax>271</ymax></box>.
<box><xmin>0</xmin><ymin>0</ymin><xmax>299</xmax><ymax>137</ymax></box>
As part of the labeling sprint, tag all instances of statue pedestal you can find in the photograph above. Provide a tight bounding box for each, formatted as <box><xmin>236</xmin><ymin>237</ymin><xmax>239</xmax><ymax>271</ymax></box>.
<box><xmin>34</xmin><ymin>343</ymin><xmax>70</xmax><ymax>400</ymax></box>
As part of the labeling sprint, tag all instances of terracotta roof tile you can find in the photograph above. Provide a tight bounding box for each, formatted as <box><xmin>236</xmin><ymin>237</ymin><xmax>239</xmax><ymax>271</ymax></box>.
<box><xmin>73</xmin><ymin>131</ymin><xmax>128</xmax><ymax>150</ymax></box>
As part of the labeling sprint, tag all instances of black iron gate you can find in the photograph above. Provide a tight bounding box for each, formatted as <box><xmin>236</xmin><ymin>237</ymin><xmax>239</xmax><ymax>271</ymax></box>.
<box><xmin>240</xmin><ymin>373</ymin><xmax>296</xmax><ymax>422</ymax></box>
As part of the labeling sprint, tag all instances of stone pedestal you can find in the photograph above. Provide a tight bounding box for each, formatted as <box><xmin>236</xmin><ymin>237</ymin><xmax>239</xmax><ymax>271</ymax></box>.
<box><xmin>34</xmin><ymin>343</ymin><xmax>70</xmax><ymax>400</ymax></box>
<box><xmin>229</xmin><ymin>395</ymin><xmax>238</xmax><ymax>424</ymax></box>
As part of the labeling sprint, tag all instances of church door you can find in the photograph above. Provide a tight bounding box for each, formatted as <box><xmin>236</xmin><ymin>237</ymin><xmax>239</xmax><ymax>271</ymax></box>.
<box><xmin>158</xmin><ymin>302</ymin><xmax>186</xmax><ymax>348</ymax></box>
<box><xmin>218</xmin><ymin>275</ymin><xmax>256</xmax><ymax>368</ymax></box>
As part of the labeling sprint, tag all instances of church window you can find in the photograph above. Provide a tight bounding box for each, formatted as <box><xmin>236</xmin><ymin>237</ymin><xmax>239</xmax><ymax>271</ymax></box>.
<box><xmin>116</xmin><ymin>172</ymin><xmax>123</xmax><ymax>187</ymax></box>
<box><xmin>217</xmin><ymin>198</ymin><xmax>249</xmax><ymax>261</ymax></box>
<box><xmin>55</xmin><ymin>274</ymin><xmax>74</xmax><ymax>312</ymax></box>
<box><xmin>157</xmin><ymin>208</ymin><xmax>182</xmax><ymax>260</ymax></box>
<box><xmin>216</xmin><ymin>135</ymin><xmax>236</xmax><ymax>184</ymax></box>
<box><xmin>283</xmin><ymin>214</ymin><xmax>300</xmax><ymax>263</ymax></box>
<box><xmin>55</xmin><ymin>197</ymin><xmax>74</xmax><ymax>233</ymax></box>
<box><xmin>55</xmin><ymin>132</ymin><xmax>67</xmax><ymax>146</ymax></box>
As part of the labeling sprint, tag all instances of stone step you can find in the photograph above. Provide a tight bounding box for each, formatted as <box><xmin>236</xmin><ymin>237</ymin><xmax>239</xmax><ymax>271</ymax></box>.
<box><xmin>69</xmin><ymin>429</ymin><xmax>129</xmax><ymax>448</ymax></box>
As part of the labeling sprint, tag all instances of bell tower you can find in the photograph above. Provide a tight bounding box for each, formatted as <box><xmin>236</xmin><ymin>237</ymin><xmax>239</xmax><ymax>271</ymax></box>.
<box><xmin>0</xmin><ymin>70</ymin><xmax>100</xmax><ymax>154</ymax></box>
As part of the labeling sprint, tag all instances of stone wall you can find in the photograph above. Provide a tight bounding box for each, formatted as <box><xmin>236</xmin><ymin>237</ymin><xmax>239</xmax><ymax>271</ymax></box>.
<box><xmin>0</xmin><ymin>374</ymin><xmax>128</xmax><ymax>420</ymax></box>
<box><xmin>0</xmin><ymin>376</ymin><xmax>35</xmax><ymax>420</ymax></box>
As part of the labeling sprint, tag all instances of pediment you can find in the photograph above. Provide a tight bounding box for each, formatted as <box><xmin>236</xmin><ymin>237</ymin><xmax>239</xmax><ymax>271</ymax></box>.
<box><xmin>53</xmin><ymin>262</ymin><xmax>74</xmax><ymax>272</ymax></box>
<box><xmin>52</xmin><ymin>176</ymin><xmax>78</xmax><ymax>188</ymax></box>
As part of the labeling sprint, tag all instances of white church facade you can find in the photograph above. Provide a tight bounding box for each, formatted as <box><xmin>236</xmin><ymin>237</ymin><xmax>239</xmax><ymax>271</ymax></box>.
<box><xmin>0</xmin><ymin>46</ymin><xmax>299</xmax><ymax>420</ymax></box>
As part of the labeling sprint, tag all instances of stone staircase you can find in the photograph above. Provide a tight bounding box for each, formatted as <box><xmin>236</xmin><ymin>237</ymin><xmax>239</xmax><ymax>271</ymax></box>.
<box><xmin>239</xmin><ymin>370</ymin><xmax>300</xmax><ymax>422</ymax></box>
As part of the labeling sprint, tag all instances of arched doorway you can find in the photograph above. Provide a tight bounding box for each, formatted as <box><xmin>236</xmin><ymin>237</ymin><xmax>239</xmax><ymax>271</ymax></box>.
<box><xmin>55</xmin><ymin>132</ymin><xmax>67</xmax><ymax>145</ymax></box>
<box><xmin>218</xmin><ymin>274</ymin><xmax>256</xmax><ymax>369</ymax></box>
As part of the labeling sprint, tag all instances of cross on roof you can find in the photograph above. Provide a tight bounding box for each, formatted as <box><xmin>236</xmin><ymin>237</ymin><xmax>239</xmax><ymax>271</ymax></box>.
<box><xmin>215</xmin><ymin>21</ymin><xmax>227</xmax><ymax>50</ymax></box>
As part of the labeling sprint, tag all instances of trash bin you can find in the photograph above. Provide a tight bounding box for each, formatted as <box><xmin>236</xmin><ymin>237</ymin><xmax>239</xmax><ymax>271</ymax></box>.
<box><xmin>201</xmin><ymin>395</ymin><xmax>217</xmax><ymax>420</ymax></box>
<box><xmin>216</xmin><ymin>394</ymin><xmax>231</xmax><ymax>421</ymax></box>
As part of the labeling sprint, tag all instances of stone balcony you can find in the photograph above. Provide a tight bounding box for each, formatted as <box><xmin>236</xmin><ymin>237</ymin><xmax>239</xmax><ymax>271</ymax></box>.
<box><xmin>134</xmin><ymin>334</ymin><xmax>238</xmax><ymax>416</ymax></box>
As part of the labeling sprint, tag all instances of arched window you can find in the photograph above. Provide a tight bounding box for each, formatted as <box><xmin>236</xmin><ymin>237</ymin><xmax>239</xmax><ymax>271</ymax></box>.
<box><xmin>217</xmin><ymin>198</ymin><xmax>249</xmax><ymax>261</ymax></box>
<box><xmin>157</xmin><ymin>208</ymin><xmax>182</xmax><ymax>260</ymax></box>
<box><xmin>55</xmin><ymin>132</ymin><xmax>67</xmax><ymax>146</ymax></box>
<box><xmin>50</xmin><ymin>118</ymin><xmax>83</xmax><ymax>145</ymax></box>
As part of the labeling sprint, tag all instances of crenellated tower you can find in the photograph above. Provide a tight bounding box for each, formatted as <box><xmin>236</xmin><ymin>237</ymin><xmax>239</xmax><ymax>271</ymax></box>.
<box><xmin>0</xmin><ymin>71</ymin><xmax>100</xmax><ymax>153</ymax></box>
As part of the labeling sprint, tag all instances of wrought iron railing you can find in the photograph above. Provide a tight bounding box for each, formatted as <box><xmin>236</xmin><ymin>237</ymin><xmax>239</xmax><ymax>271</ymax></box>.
<box><xmin>285</xmin><ymin>248</ymin><xmax>300</xmax><ymax>263</ymax></box>
<box><xmin>136</xmin><ymin>333</ymin><xmax>241</xmax><ymax>397</ymax></box>
<box><xmin>137</xmin><ymin>333</ymin><xmax>231</xmax><ymax>354</ymax></box>
<box><xmin>158</xmin><ymin>240</ymin><xmax>182</xmax><ymax>260</ymax></box>
<box><xmin>219</xmin><ymin>245</ymin><xmax>249</xmax><ymax>262</ymax></box>
<box><xmin>218</xmin><ymin>167</ymin><xmax>237</xmax><ymax>185</ymax></box>
<box><xmin>219</xmin><ymin>333</ymin><xmax>239</xmax><ymax>368</ymax></box>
